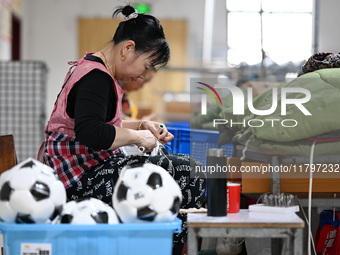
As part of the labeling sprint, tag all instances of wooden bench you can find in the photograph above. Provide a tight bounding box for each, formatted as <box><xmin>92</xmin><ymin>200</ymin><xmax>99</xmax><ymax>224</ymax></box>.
<box><xmin>0</xmin><ymin>135</ymin><xmax>17</xmax><ymax>254</ymax></box>
<box><xmin>0</xmin><ymin>134</ymin><xmax>17</xmax><ymax>174</ymax></box>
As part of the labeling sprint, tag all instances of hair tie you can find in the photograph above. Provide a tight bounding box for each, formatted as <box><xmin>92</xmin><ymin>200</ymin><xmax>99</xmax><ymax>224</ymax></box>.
<box><xmin>124</xmin><ymin>10</ymin><xmax>138</xmax><ymax>21</ymax></box>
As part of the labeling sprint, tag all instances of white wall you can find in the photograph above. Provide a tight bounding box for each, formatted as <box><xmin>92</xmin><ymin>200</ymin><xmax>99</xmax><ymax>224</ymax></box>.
<box><xmin>318</xmin><ymin>0</ymin><xmax>340</xmax><ymax>52</ymax></box>
<box><xmin>21</xmin><ymin>0</ymin><xmax>340</xmax><ymax>119</ymax></box>
<box><xmin>21</xmin><ymin>0</ymin><xmax>212</xmax><ymax>119</ymax></box>
<box><xmin>0</xmin><ymin>1</ymin><xmax>12</xmax><ymax>60</ymax></box>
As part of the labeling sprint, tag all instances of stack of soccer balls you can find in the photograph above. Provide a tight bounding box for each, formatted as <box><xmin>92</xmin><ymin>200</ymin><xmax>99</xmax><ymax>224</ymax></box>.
<box><xmin>0</xmin><ymin>158</ymin><xmax>182</xmax><ymax>224</ymax></box>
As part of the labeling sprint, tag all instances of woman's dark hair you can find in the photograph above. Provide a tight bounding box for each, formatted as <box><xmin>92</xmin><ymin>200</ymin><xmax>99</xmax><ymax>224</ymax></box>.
<box><xmin>112</xmin><ymin>5</ymin><xmax>170</xmax><ymax>71</ymax></box>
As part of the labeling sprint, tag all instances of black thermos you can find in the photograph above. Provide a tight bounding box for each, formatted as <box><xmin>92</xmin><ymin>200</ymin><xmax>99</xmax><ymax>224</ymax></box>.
<box><xmin>207</xmin><ymin>148</ymin><xmax>227</xmax><ymax>216</ymax></box>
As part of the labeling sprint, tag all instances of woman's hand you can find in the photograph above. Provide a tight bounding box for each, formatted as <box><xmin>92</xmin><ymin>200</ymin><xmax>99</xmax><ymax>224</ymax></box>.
<box><xmin>109</xmin><ymin>127</ymin><xmax>158</xmax><ymax>151</ymax></box>
<box><xmin>140</xmin><ymin>121</ymin><xmax>174</xmax><ymax>144</ymax></box>
<box><xmin>135</xmin><ymin>130</ymin><xmax>158</xmax><ymax>153</ymax></box>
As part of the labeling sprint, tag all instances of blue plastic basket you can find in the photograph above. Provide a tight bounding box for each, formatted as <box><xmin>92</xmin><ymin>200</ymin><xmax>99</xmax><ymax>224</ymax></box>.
<box><xmin>166</xmin><ymin>127</ymin><xmax>234</xmax><ymax>165</ymax></box>
<box><xmin>165</xmin><ymin>121</ymin><xmax>190</xmax><ymax>129</ymax></box>
<box><xmin>0</xmin><ymin>218</ymin><xmax>181</xmax><ymax>255</ymax></box>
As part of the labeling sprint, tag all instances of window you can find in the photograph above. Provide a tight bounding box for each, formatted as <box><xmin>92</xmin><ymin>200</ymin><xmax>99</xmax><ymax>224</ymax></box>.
<box><xmin>226</xmin><ymin>0</ymin><xmax>313</xmax><ymax>66</ymax></box>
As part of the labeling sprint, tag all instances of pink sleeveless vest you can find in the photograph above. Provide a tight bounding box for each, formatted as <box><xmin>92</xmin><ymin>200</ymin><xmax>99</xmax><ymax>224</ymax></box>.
<box><xmin>44</xmin><ymin>53</ymin><xmax>124</xmax><ymax>189</ymax></box>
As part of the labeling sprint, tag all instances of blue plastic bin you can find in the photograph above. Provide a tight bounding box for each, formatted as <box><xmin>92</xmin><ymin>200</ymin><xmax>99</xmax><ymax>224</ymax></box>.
<box><xmin>0</xmin><ymin>218</ymin><xmax>181</xmax><ymax>255</ymax></box>
<box><xmin>165</xmin><ymin>121</ymin><xmax>190</xmax><ymax>129</ymax></box>
<box><xmin>166</xmin><ymin>127</ymin><xmax>234</xmax><ymax>165</ymax></box>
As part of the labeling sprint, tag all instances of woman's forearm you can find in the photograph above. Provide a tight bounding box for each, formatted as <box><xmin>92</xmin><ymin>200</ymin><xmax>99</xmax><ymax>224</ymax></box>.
<box><xmin>108</xmin><ymin>126</ymin><xmax>158</xmax><ymax>152</ymax></box>
<box><xmin>122</xmin><ymin>119</ymin><xmax>145</xmax><ymax>130</ymax></box>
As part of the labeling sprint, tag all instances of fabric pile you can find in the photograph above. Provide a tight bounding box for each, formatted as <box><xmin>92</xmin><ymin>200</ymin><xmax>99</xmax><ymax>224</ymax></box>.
<box><xmin>217</xmin><ymin>53</ymin><xmax>340</xmax><ymax>157</ymax></box>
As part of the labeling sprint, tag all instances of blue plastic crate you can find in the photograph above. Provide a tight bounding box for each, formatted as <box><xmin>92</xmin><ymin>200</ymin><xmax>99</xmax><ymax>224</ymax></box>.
<box><xmin>166</xmin><ymin>128</ymin><xmax>190</xmax><ymax>154</ymax></box>
<box><xmin>165</xmin><ymin>121</ymin><xmax>190</xmax><ymax>129</ymax></box>
<box><xmin>0</xmin><ymin>218</ymin><xmax>181</xmax><ymax>255</ymax></box>
<box><xmin>166</xmin><ymin>127</ymin><xmax>234</xmax><ymax>165</ymax></box>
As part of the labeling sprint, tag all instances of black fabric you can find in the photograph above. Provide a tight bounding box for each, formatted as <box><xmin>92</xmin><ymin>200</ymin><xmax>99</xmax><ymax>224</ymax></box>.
<box><xmin>66</xmin><ymin>55</ymin><xmax>117</xmax><ymax>150</ymax></box>
<box><xmin>66</xmin><ymin>152</ymin><xmax>207</xmax><ymax>250</ymax></box>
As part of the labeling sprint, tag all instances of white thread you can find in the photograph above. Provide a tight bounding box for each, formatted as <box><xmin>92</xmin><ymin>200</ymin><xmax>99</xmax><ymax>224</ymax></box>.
<box><xmin>297</xmin><ymin>197</ymin><xmax>317</xmax><ymax>255</ymax></box>
<box><xmin>153</xmin><ymin>140</ymin><xmax>175</xmax><ymax>172</ymax></box>
<box><xmin>308</xmin><ymin>140</ymin><xmax>317</xmax><ymax>255</ymax></box>
<box><xmin>162</xmin><ymin>143</ymin><xmax>173</xmax><ymax>154</ymax></box>
<box><xmin>240</xmin><ymin>137</ymin><xmax>251</xmax><ymax>161</ymax></box>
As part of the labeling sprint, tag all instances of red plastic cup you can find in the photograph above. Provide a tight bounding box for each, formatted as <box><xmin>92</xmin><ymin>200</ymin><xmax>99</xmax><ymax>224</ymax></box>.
<box><xmin>227</xmin><ymin>182</ymin><xmax>241</xmax><ymax>213</ymax></box>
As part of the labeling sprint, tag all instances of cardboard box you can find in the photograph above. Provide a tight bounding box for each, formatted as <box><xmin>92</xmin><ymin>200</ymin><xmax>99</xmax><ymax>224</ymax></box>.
<box><xmin>241</xmin><ymin>161</ymin><xmax>340</xmax><ymax>194</ymax></box>
<box><xmin>226</xmin><ymin>157</ymin><xmax>243</xmax><ymax>182</ymax></box>
<box><xmin>240</xmin><ymin>162</ymin><xmax>271</xmax><ymax>194</ymax></box>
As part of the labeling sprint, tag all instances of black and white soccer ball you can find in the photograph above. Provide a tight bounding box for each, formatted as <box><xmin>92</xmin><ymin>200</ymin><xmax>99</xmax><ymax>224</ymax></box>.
<box><xmin>59</xmin><ymin>197</ymin><xmax>119</xmax><ymax>224</ymax></box>
<box><xmin>0</xmin><ymin>158</ymin><xmax>66</xmax><ymax>224</ymax></box>
<box><xmin>112</xmin><ymin>163</ymin><xmax>182</xmax><ymax>223</ymax></box>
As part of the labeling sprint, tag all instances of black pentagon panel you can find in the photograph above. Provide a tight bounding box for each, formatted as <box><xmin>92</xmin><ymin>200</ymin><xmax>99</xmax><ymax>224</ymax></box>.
<box><xmin>170</xmin><ymin>197</ymin><xmax>181</xmax><ymax>215</ymax></box>
<box><xmin>0</xmin><ymin>181</ymin><xmax>13</xmax><ymax>201</ymax></box>
<box><xmin>49</xmin><ymin>205</ymin><xmax>63</xmax><ymax>221</ymax></box>
<box><xmin>20</xmin><ymin>160</ymin><xmax>35</xmax><ymax>169</ymax></box>
<box><xmin>30</xmin><ymin>181</ymin><xmax>50</xmax><ymax>201</ymax></box>
<box><xmin>61</xmin><ymin>214</ymin><xmax>73</xmax><ymax>223</ymax></box>
<box><xmin>91</xmin><ymin>211</ymin><xmax>109</xmax><ymax>223</ymax></box>
<box><xmin>137</xmin><ymin>206</ymin><xmax>157</xmax><ymax>221</ymax></box>
<box><xmin>146</xmin><ymin>173</ymin><xmax>162</xmax><ymax>189</ymax></box>
<box><xmin>116</xmin><ymin>182</ymin><xmax>128</xmax><ymax>201</ymax></box>
<box><xmin>16</xmin><ymin>213</ymin><xmax>35</xmax><ymax>224</ymax></box>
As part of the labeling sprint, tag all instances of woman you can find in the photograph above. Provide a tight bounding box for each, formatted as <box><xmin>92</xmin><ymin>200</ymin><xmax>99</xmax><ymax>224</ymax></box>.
<box><xmin>42</xmin><ymin>5</ymin><xmax>206</xmax><ymax>254</ymax></box>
